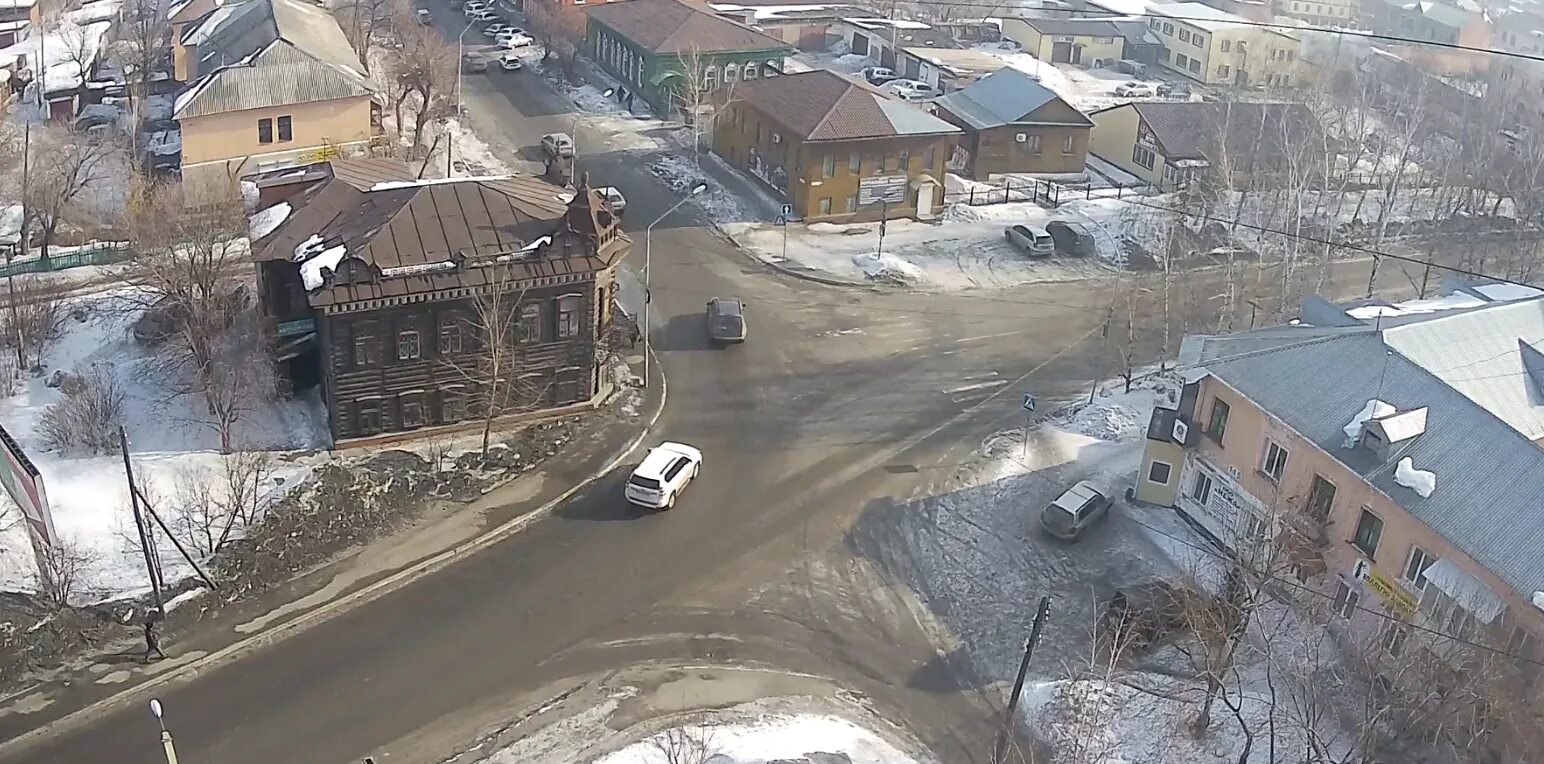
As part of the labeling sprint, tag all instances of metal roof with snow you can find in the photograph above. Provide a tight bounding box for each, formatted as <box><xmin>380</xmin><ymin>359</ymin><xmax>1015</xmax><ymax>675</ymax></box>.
<box><xmin>932</xmin><ymin>67</ymin><xmax>1090</xmax><ymax>130</ymax></box>
<box><xmin>1182</xmin><ymin>320</ymin><xmax>1544</xmax><ymax>603</ymax></box>
<box><xmin>733</xmin><ymin>69</ymin><xmax>961</xmax><ymax>142</ymax></box>
<box><xmin>586</xmin><ymin>0</ymin><xmax>792</xmax><ymax>55</ymax></box>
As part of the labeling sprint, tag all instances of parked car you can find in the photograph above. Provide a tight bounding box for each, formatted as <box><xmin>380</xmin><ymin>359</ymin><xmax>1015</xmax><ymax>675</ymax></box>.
<box><xmin>73</xmin><ymin>103</ymin><xmax>120</xmax><ymax>131</ymax></box>
<box><xmin>1156</xmin><ymin>81</ymin><xmax>1191</xmax><ymax>97</ymax></box>
<box><xmin>1004</xmin><ymin>223</ymin><xmax>1054</xmax><ymax>256</ymax></box>
<box><xmin>625</xmin><ymin>442</ymin><xmax>702</xmax><ymax>509</ymax></box>
<box><xmin>862</xmin><ymin>65</ymin><xmax>898</xmax><ymax>85</ymax></box>
<box><xmin>541</xmin><ymin>132</ymin><xmax>574</xmax><ymax>157</ymax></box>
<box><xmin>498</xmin><ymin>52</ymin><xmax>524</xmax><ymax>71</ymax></box>
<box><xmin>416</xmin><ymin>8</ymin><xmax>431</xmax><ymax>24</ymax></box>
<box><xmin>482</xmin><ymin>22</ymin><xmax>508</xmax><ymax>36</ymax></box>
<box><xmin>1114</xmin><ymin>59</ymin><xmax>1148</xmax><ymax>77</ymax></box>
<box><xmin>885</xmin><ymin>79</ymin><xmax>939</xmax><ymax>100</ymax></box>
<box><xmin>1113</xmin><ymin>81</ymin><xmax>1157</xmax><ymax>97</ymax></box>
<box><xmin>470</xmin><ymin>9</ymin><xmax>498</xmax><ymax>21</ymax></box>
<box><xmin>1045</xmin><ymin>220</ymin><xmax>1095</xmax><ymax>256</ymax></box>
<box><xmin>462</xmin><ymin>0</ymin><xmax>487</xmax><ymax>14</ymax></box>
<box><xmin>597</xmin><ymin>186</ymin><xmax>626</xmax><ymax>215</ymax></box>
<box><xmin>496</xmin><ymin>29</ymin><xmax>533</xmax><ymax>48</ymax></box>
<box><xmin>1040</xmin><ymin>481</ymin><xmax>1112</xmax><ymax>540</ymax></box>
<box><xmin>706</xmin><ymin>297</ymin><xmax>746</xmax><ymax>344</ymax></box>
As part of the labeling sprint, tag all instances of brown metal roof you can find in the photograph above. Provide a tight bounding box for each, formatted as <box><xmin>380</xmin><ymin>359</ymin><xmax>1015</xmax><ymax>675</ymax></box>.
<box><xmin>586</xmin><ymin>0</ymin><xmax>792</xmax><ymax>54</ymax></box>
<box><xmin>735</xmin><ymin>69</ymin><xmax>961</xmax><ymax>142</ymax></box>
<box><xmin>328</xmin><ymin>157</ymin><xmax>416</xmax><ymax>190</ymax></box>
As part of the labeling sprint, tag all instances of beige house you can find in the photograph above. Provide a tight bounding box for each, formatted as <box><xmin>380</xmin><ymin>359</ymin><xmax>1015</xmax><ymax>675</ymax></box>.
<box><xmin>999</xmin><ymin>16</ymin><xmax>1127</xmax><ymax>67</ymax></box>
<box><xmin>1147</xmin><ymin>2</ymin><xmax>1300</xmax><ymax>87</ymax></box>
<box><xmin>173</xmin><ymin>0</ymin><xmax>377</xmax><ymax>198</ymax></box>
<box><xmin>1137</xmin><ymin>293</ymin><xmax>1544</xmax><ymax>758</ymax></box>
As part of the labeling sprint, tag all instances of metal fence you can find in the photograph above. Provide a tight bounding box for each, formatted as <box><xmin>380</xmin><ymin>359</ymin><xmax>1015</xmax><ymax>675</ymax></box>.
<box><xmin>940</xmin><ymin>176</ymin><xmax>1184</xmax><ymax>210</ymax></box>
<box><xmin>0</xmin><ymin>242</ymin><xmax>132</xmax><ymax>279</ymax></box>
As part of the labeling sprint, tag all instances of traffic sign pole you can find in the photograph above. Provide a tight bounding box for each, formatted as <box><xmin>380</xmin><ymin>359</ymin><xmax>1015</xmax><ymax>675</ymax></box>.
<box><xmin>1021</xmin><ymin>394</ymin><xmax>1037</xmax><ymax>457</ymax></box>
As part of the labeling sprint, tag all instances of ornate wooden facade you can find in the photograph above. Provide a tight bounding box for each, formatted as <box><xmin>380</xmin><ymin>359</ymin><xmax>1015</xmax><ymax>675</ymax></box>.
<box><xmin>249</xmin><ymin>160</ymin><xmax>630</xmax><ymax>444</ymax></box>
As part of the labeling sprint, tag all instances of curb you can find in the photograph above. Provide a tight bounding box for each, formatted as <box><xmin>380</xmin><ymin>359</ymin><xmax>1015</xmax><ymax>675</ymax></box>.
<box><xmin>713</xmin><ymin>226</ymin><xmax>884</xmax><ymax>291</ymax></box>
<box><xmin>0</xmin><ymin>352</ymin><xmax>670</xmax><ymax>757</ymax></box>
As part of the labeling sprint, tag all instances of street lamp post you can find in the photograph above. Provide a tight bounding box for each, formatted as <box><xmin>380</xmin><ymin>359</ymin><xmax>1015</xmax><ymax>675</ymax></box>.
<box><xmin>449</xmin><ymin>20</ymin><xmax>479</xmax><ymax>177</ymax></box>
<box><xmin>642</xmin><ymin>182</ymin><xmax>707</xmax><ymax>387</ymax></box>
<box><xmin>148</xmin><ymin>699</ymin><xmax>180</xmax><ymax>764</ymax></box>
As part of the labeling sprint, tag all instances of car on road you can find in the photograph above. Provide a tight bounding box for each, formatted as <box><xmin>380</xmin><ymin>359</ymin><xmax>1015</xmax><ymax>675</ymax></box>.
<box><xmin>706</xmin><ymin>297</ymin><xmax>747</xmax><ymax>344</ymax></box>
<box><xmin>541</xmin><ymin>132</ymin><xmax>574</xmax><ymax>157</ymax></box>
<box><xmin>885</xmin><ymin>79</ymin><xmax>939</xmax><ymax>100</ymax></box>
<box><xmin>416</xmin><ymin>8</ymin><xmax>431</xmax><ymax>24</ymax></box>
<box><xmin>463</xmin><ymin>0</ymin><xmax>487</xmax><ymax>14</ymax></box>
<box><xmin>482</xmin><ymin>22</ymin><xmax>508</xmax><ymax>36</ymax></box>
<box><xmin>625</xmin><ymin>442</ymin><xmax>702</xmax><ymax>509</ymax></box>
<box><xmin>496</xmin><ymin>29</ymin><xmax>533</xmax><ymax>48</ymax></box>
<box><xmin>862</xmin><ymin>65</ymin><xmax>898</xmax><ymax>85</ymax></box>
<box><xmin>1113</xmin><ymin>81</ymin><xmax>1157</xmax><ymax>98</ymax></box>
<box><xmin>461</xmin><ymin>51</ymin><xmax>488</xmax><ymax>73</ymax></box>
<box><xmin>597</xmin><ymin>186</ymin><xmax>626</xmax><ymax>215</ymax></box>
<box><xmin>1004</xmin><ymin>223</ymin><xmax>1054</xmax><ymax>256</ymax></box>
<box><xmin>498</xmin><ymin>52</ymin><xmax>524</xmax><ymax>71</ymax></box>
<box><xmin>1156</xmin><ymin>81</ymin><xmax>1191</xmax><ymax>98</ymax></box>
<box><xmin>1045</xmin><ymin>220</ymin><xmax>1095</xmax><ymax>256</ymax></box>
<box><xmin>1040</xmin><ymin>481</ymin><xmax>1112</xmax><ymax>540</ymax></box>
<box><xmin>1115</xmin><ymin>59</ymin><xmax>1148</xmax><ymax>77</ymax></box>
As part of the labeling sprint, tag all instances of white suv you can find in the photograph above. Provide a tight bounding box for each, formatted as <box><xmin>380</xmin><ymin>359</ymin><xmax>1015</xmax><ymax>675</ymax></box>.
<box><xmin>625</xmin><ymin>442</ymin><xmax>702</xmax><ymax>509</ymax></box>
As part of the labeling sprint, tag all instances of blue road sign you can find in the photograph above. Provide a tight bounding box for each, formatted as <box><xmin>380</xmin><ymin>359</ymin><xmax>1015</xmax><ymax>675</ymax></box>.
<box><xmin>781</xmin><ymin>203</ymin><xmax>793</xmax><ymax>217</ymax></box>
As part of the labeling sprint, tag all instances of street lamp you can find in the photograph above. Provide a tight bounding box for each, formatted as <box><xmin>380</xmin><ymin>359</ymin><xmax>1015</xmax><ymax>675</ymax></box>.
<box><xmin>642</xmin><ymin>182</ymin><xmax>707</xmax><ymax>387</ymax></box>
<box><xmin>573</xmin><ymin>88</ymin><xmax>613</xmax><ymax>178</ymax></box>
<box><xmin>449</xmin><ymin>20</ymin><xmax>480</xmax><ymax>177</ymax></box>
<box><xmin>148</xmin><ymin>699</ymin><xmax>180</xmax><ymax>764</ymax></box>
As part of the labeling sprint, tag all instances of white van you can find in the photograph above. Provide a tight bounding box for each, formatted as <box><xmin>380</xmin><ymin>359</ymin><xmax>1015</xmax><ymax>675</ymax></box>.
<box><xmin>625</xmin><ymin>442</ymin><xmax>702</xmax><ymax>509</ymax></box>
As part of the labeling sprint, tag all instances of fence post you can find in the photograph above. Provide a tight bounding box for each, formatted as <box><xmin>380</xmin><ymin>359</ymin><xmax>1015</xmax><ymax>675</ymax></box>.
<box><xmin>970</xmin><ymin>187</ymin><xmax>975</xmax><ymax>205</ymax></box>
<box><xmin>1005</xmin><ymin>178</ymin><xmax>1011</xmax><ymax>203</ymax></box>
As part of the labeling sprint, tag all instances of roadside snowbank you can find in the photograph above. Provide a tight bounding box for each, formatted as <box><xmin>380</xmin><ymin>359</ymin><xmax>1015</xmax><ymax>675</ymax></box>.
<box><xmin>592</xmin><ymin>714</ymin><xmax>919</xmax><ymax>764</ymax></box>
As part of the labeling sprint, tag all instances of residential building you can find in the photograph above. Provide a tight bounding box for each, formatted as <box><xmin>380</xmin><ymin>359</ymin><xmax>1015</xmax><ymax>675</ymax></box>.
<box><xmin>893</xmin><ymin>46</ymin><xmax>1013</xmax><ymax>91</ymax></box>
<box><xmin>707</xmin><ymin>2</ymin><xmax>867</xmax><ymax>51</ymax></box>
<box><xmin>1360</xmin><ymin>0</ymin><xmax>1492</xmax><ymax>74</ymax></box>
<box><xmin>248</xmin><ymin>160</ymin><xmax>631</xmax><ymax>444</ymax></box>
<box><xmin>711</xmin><ymin>69</ymin><xmax>960</xmax><ymax>221</ymax></box>
<box><xmin>172</xmin><ymin>0</ymin><xmax>377</xmax><ymax>200</ymax></box>
<box><xmin>933</xmin><ymin>68</ymin><xmax>1092</xmax><ymax>179</ymax></box>
<box><xmin>999</xmin><ymin>16</ymin><xmax>1127</xmax><ymax>67</ymax></box>
<box><xmin>585</xmin><ymin>0</ymin><xmax>793</xmax><ymax>114</ymax></box>
<box><xmin>170</xmin><ymin>0</ymin><xmax>219</xmax><ymax>81</ymax></box>
<box><xmin>834</xmin><ymin>17</ymin><xmax>959</xmax><ymax>70</ymax></box>
<box><xmin>1147</xmin><ymin>2</ymin><xmax>1301</xmax><ymax>87</ymax></box>
<box><xmin>1087</xmin><ymin>100</ymin><xmax>1320</xmax><ymax>188</ymax></box>
<box><xmin>1276</xmin><ymin>0</ymin><xmax>1358</xmax><ymax>26</ymax></box>
<box><xmin>1136</xmin><ymin>292</ymin><xmax>1544</xmax><ymax>759</ymax></box>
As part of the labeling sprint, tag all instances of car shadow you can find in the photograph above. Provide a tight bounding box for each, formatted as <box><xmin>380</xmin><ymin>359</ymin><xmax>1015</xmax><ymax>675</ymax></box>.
<box><xmin>553</xmin><ymin>473</ymin><xmax>655</xmax><ymax>522</ymax></box>
<box><xmin>650</xmin><ymin>312</ymin><xmax>717</xmax><ymax>352</ymax></box>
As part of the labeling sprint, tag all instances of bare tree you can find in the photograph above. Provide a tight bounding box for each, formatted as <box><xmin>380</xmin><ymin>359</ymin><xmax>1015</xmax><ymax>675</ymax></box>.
<box><xmin>24</xmin><ymin>126</ymin><xmax>114</xmax><ymax>262</ymax></box>
<box><xmin>1</xmin><ymin>274</ymin><xmax>62</xmax><ymax>371</ymax></box>
<box><xmin>649</xmin><ymin>724</ymin><xmax>720</xmax><ymax>764</ymax></box>
<box><xmin>384</xmin><ymin>0</ymin><xmax>457</xmax><ymax>151</ymax></box>
<box><xmin>446</xmin><ymin>260</ymin><xmax>553</xmax><ymax>457</ymax></box>
<box><xmin>112</xmin><ymin>0</ymin><xmax>173</xmax><ymax>168</ymax></box>
<box><xmin>56</xmin><ymin>22</ymin><xmax>101</xmax><ymax>108</ymax></box>
<box><xmin>36</xmin><ymin>536</ymin><xmax>93</xmax><ymax>609</ymax></box>
<box><xmin>671</xmin><ymin>46</ymin><xmax>741</xmax><ymax>161</ymax></box>
<box><xmin>525</xmin><ymin>0</ymin><xmax>586</xmax><ymax>78</ymax></box>
<box><xmin>37</xmin><ymin>362</ymin><xmax>126</xmax><ymax>454</ymax></box>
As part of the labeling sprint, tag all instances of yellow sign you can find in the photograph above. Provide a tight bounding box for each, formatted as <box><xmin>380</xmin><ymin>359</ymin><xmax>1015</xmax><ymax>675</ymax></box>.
<box><xmin>1366</xmin><ymin>569</ymin><xmax>1419</xmax><ymax>618</ymax></box>
<box><xmin>296</xmin><ymin>145</ymin><xmax>343</xmax><ymax>164</ymax></box>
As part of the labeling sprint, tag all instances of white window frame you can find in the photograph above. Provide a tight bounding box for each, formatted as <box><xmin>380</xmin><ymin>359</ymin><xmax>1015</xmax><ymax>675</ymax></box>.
<box><xmin>1190</xmin><ymin>471</ymin><xmax>1212</xmax><ymax>505</ymax></box>
<box><xmin>1261</xmin><ymin>439</ymin><xmax>1288</xmax><ymax>482</ymax></box>
<box><xmin>1332</xmin><ymin>579</ymin><xmax>1360</xmax><ymax>619</ymax></box>
<box><xmin>1404</xmin><ymin>546</ymin><xmax>1435</xmax><ymax>592</ymax></box>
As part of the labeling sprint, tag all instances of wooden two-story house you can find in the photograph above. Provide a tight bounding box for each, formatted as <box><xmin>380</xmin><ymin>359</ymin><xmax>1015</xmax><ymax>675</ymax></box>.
<box><xmin>248</xmin><ymin>159</ymin><xmax>630</xmax><ymax>444</ymax></box>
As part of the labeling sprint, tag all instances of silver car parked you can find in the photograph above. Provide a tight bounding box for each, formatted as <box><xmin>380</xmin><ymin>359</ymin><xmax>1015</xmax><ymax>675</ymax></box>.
<box><xmin>1041</xmin><ymin>481</ymin><xmax>1112</xmax><ymax>540</ymax></box>
<box><xmin>1004</xmin><ymin>224</ymin><xmax>1055</xmax><ymax>257</ymax></box>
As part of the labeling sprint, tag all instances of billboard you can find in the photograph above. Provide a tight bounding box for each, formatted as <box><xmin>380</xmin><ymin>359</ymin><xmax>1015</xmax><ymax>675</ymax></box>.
<box><xmin>858</xmin><ymin>175</ymin><xmax>908</xmax><ymax>206</ymax></box>
<box><xmin>0</xmin><ymin>423</ymin><xmax>55</xmax><ymax>578</ymax></box>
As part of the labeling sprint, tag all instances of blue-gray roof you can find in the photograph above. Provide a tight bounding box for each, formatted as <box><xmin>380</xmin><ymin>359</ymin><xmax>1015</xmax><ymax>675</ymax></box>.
<box><xmin>1187</xmin><ymin>325</ymin><xmax>1544</xmax><ymax>601</ymax></box>
<box><xmin>933</xmin><ymin>68</ymin><xmax>1090</xmax><ymax>130</ymax></box>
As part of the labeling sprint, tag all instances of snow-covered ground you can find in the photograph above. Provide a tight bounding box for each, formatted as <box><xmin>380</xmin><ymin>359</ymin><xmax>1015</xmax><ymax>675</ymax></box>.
<box><xmin>0</xmin><ymin>291</ymin><xmax>328</xmax><ymax>602</ymax></box>
<box><xmin>589</xmin><ymin>715</ymin><xmax>919</xmax><ymax>764</ymax></box>
<box><xmin>725</xmin><ymin>196</ymin><xmax>1136</xmax><ymax>289</ymax></box>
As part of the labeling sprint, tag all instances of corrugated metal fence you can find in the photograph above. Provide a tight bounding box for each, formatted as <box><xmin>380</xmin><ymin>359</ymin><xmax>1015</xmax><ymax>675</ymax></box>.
<box><xmin>0</xmin><ymin>243</ymin><xmax>132</xmax><ymax>279</ymax></box>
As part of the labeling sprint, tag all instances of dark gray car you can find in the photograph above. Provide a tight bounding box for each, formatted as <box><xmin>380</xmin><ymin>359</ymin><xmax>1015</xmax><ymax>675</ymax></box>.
<box><xmin>1046</xmin><ymin>220</ymin><xmax>1096</xmax><ymax>256</ymax></box>
<box><xmin>706</xmin><ymin>297</ymin><xmax>746</xmax><ymax>344</ymax></box>
<box><xmin>1040</xmin><ymin>481</ymin><xmax>1111</xmax><ymax>540</ymax></box>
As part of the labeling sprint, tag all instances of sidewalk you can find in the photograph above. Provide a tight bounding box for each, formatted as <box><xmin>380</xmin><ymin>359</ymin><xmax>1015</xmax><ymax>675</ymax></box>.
<box><xmin>0</xmin><ymin>355</ymin><xmax>666</xmax><ymax>748</ymax></box>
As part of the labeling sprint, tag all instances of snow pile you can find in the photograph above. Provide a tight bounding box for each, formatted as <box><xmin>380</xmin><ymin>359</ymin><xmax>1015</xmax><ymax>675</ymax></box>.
<box><xmin>0</xmin><ymin>20</ymin><xmax>113</xmax><ymax>98</ymax></box>
<box><xmin>1533</xmin><ymin>591</ymin><xmax>1544</xmax><ymax>611</ymax></box>
<box><xmin>300</xmin><ymin>245</ymin><xmax>347</xmax><ymax>290</ymax></box>
<box><xmin>591</xmin><ymin>714</ymin><xmax>918</xmax><ymax>764</ymax></box>
<box><xmin>1394</xmin><ymin>456</ymin><xmax>1436</xmax><ymax>498</ymax></box>
<box><xmin>442</xmin><ymin>118</ymin><xmax>513</xmax><ymax>176</ymax></box>
<box><xmin>1058</xmin><ymin>396</ymin><xmax>1147</xmax><ymax>442</ymax></box>
<box><xmin>247</xmin><ymin>202</ymin><xmax>291</xmax><ymax>241</ymax></box>
<box><xmin>851</xmin><ymin>252</ymin><xmax>923</xmax><ymax>283</ymax></box>
<box><xmin>646</xmin><ymin>154</ymin><xmax>768</xmax><ymax>226</ymax></box>
<box><xmin>1345</xmin><ymin>293</ymin><xmax>1488</xmax><ymax>319</ymax></box>
<box><xmin>1342</xmin><ymin>398</ymin><xmax>1394</xmax><ymax>448</ymax></box>
<box><xmin>0</xmin><ymin>204</ymin><xmax>22</xmax><ymax>246</ymax></box>
<box><xmin>0</xmin><ymin>293</ymin><xmax>327</xmax><ymax>601</ymax></box>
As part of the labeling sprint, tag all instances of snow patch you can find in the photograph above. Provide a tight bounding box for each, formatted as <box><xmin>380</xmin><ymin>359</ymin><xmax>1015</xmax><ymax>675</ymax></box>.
<box><xmin>1533</xmin><ymin>591</ymin><xmax>1544</xmax><ymax>611</ymax></box>
<box><xmin>851</xmin><ymin>252</ymin><xmax>923</xmax><ymax>283</ymax></box>
<box><xmin>1394</xmin><ymin>456</ymin><xmax>1436</xmax><ymax>498</ymax></box>
<box><xmin>591</xmin><ymin>714</ymin><xmax>918</xmax><ymax>764</ymax></box>
<box><xmin>247</xmin><ymin>202</ymin><xmax>290</xmax><ymax>242</ymax></box>
<box><xmin>300</xmin><ymin>245</ymin><xmax>348</xmax><ymax>290</ymax></box>
<box><xmin>1346</xmin><ymin>292</ymin><xmax>1488</xmax><ymax>319</ymax></box>
<box><xmin>368</xmin><ymin>174</ymin><xmax>512</xmax><ymax>192</ymax></box>
<box><xmin>1342</xmin><ymin>398</ymin><xmax>1394</xmax><ymax>448</ymax></box>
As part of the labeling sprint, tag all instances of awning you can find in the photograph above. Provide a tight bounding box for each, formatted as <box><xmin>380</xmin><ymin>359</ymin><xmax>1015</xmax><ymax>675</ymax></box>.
<box><xmin>1425</xmin><ymin>558</ymin><xmax>1505</xmax><ymax>623</ymax></box>
<box><xmin>649</xmin><ymin>70</ymin><xmax>681</xmax><ymax>87</ymax></box>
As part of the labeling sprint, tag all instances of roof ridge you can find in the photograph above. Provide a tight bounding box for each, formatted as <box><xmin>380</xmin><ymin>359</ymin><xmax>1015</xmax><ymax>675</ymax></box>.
<box><xmin>811</xmin><ymin>77</ymin><xmax>866</xmax><ymax>137</ymax></box>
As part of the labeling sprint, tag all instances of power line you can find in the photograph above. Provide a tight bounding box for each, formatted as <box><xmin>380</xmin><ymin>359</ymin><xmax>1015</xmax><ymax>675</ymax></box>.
<box><xmin>1115</xmin><ymin>510</ymin><xmax>1544</xmax><ymax>669</ymax></box>
<box><xmin>885</xmin><ymin>1</ymin><xmax>1544</xmax><ymax>66</ymax></box>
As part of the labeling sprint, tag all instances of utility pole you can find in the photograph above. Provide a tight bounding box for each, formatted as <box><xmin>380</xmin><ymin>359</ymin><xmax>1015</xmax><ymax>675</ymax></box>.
<box><xmin>120</xmin><ymin>427</ymin><xmax>164</xmax><ymax>615</ymax></box>
<box><xmin>876</xmin><ymin>198</ymin><xmax>888</xmax><ymax>261</ymax></box>
<box><xmin>993</xmin><ymin>596</ymin><xmax>1052</xmax><ymax>764</ymax></box>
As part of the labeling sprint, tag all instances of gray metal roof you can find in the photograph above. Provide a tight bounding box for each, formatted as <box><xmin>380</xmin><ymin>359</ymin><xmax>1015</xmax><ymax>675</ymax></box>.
<box><xmin>932</xmin><ymin>68</ymin><xmax>1089</xmax><ymax>130</ymax></box>
<box><xmin>176</xmin><ymin>41</ymin><xmax>373</xmax><ymax>118</ymax></box>
<box><xmin>1190</xmin><ymin>324</ymin><xmax>1544</xmax><ymax>601</ymax></box>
